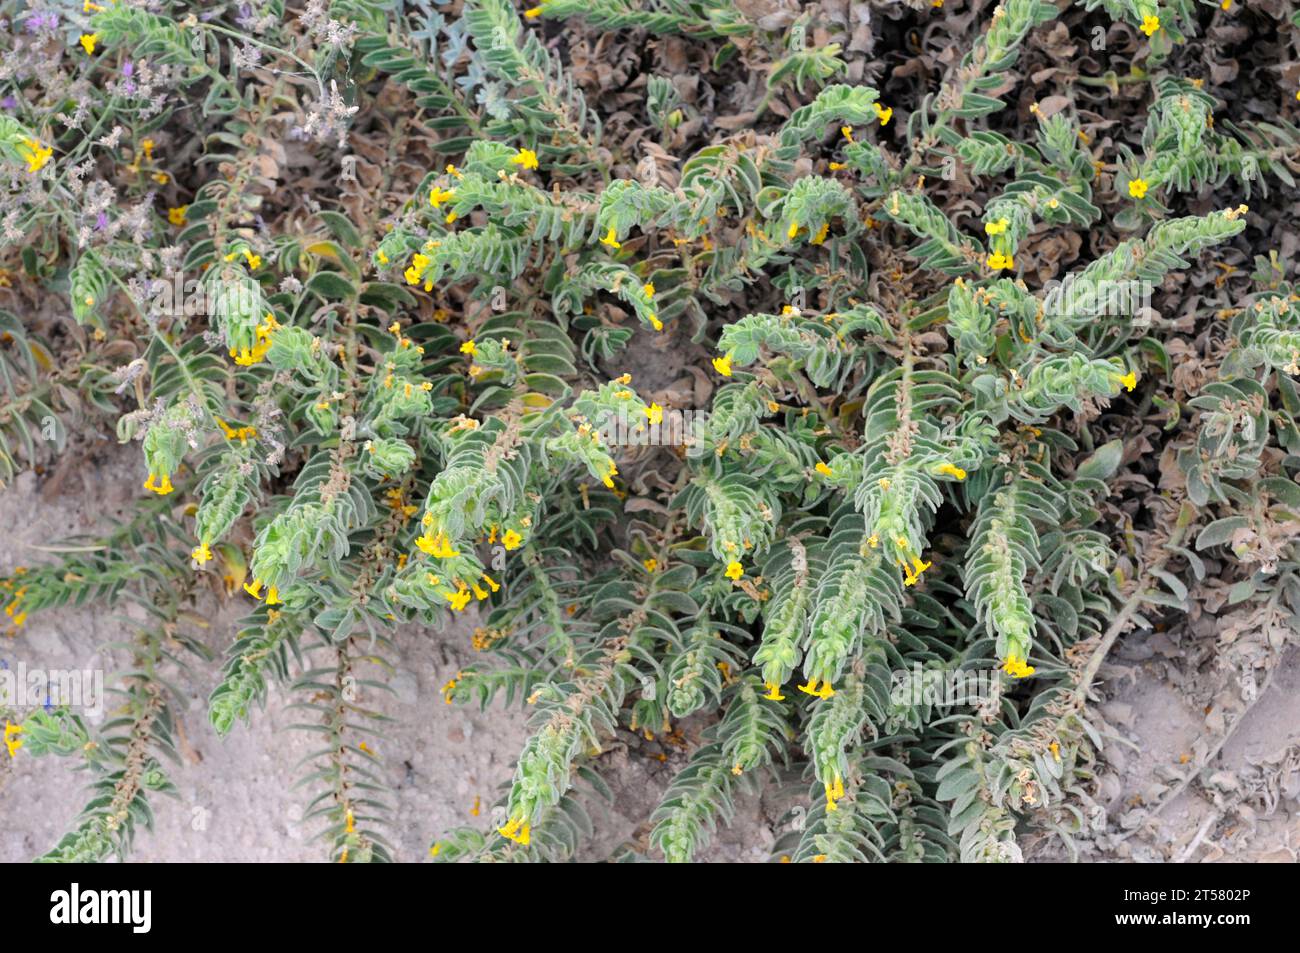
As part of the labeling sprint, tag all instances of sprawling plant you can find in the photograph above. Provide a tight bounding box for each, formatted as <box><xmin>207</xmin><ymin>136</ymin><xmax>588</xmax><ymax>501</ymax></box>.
<box><xmin>2</xmin><ymin>0</ymin><xmax>1298</xmax><ymax>863</ymax></box>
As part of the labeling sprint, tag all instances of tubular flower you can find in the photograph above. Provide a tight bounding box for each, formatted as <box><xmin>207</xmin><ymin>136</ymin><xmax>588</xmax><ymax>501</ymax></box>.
<box><xmin>645</xmin><ymin>402</ymin><xmax>664</xmax><ymax>425</ymax></box>
<box><xmin>5</xmin><ymin>586</ymin><xmax>28</xmax><ymax>628</ymax></box>
<box><xmin>404</xmin><ymin>253</ymin><xmax>431</xmax><ymax>286</ymax></box>
<box><xmin>814</xmin><ymin>461</ymin><xmax>834</xmax><ymax>477</ymax></box>
<box><xmin>428</xmin><ymin>186</ymin><xmax>455</xmax><ymax>208</ymax></box>
<box><xmin>984</xmin><ymin>218</ymin><xmax>1009</xmax><ymax>236</ymax></box>
<box><xmin>712</xmin><ymin>351</ymin><xmax>734</xmax><ymax>377</ymax></box>
<box><xmin>762</xmin><ymin>682</ymin><xmax>785</xmax><ymax>701</ymax></box>
<box><xmin>79</xmin><ymin>33</ymin><xmax>99</xmax><ymax>55</ymax></box>
<box><xmin>1117</xmin><ymin>371</ymin><xmax>1137</xmax><ymax>391</ymax></box>
<box><xmin>460</xmin><ymin>340</ymin><xmax>477</xmax><ymax>356</ymax></box>
<box><xmin>1128</xmin><ymin>177</ymin><xmax>1149</xmax><ymax>199</ymax></box>
<box><xmin>987</xmin><ymin>252</ymin><xmax>1015</xmax><ymax>271</ymax></box>
<box><xmin>798</xmin><ymin>678</ymin><xmax>835</xmax><ymax>700</ymax></box>
<box><xmin>1002</xmin><ymin>654</ymin><xmax>1036</xmax><ymax>678</ymax></box>
<box><xmin>442</xmin><ymin>583</ymin><xmax>472</xmax><ymax>612</ymax></box>
<box><xmin>936</xmin><ymin>462</ymin><xmax>967</xmax><ymax>480</ymax></box>
<box><xmin>824</xmin><ymin>774</ymin><xmax>846</xmax><ymax>812</ymax></box>
<box><xmin>600</xmin><ymin>226</ymin><xmax>621</xmax><ymax>249</ymax></box>
<box><xmin>1140</xmin><ymin>14</ymin><xmax>1160</xmax><ymax>35</ymax></box>
<box><xmin>900</xmin><ymin>556</ymin><xmax>932</xmax><ymax>587</ymax></box>
<box><xmin>191</xmin><ymin>541</ymin><xmax>213</xmax><ymax>566</ymax></box>
<box><xmin>4</xmin><ymin>721</ymin><xmax>22</xmax><ymax>758</ymax></box>
<box><xmin>601</xmin><ymin>460</ymin><xmax>618</xmax><ymax>489</ymax></box>
<box><xmin>498</xmin><ymin>815</ymin><xmax>531</xmax><ymax>845</ymax></box>
<box><xmin>18</xmin><ymin>138</ymin><xmax>53</xmax><ymax>173</ymax></box>
<box><xmin>244</xmin><ymin>578</ymin><xmax>265</xmax><ymax>600</ymax></box>
<box><xmin>724</xmin><ymin>561</ymin><xmax>743</xmax><ymax>581</ymax></box>
<box><xmin>643</xmin><ymin>282</ymin><xmax>655</xmax><ymax>299</ymax></box>
<box><xmin>502</xmin><ymin>529</ymin><xmax>523</xmax><ymax>550</ymax></box>
<box><xmin>510</xmin><ymin>148</ymin><xmax>539</xmax><ymax>170</ymax></box>
<box><xmin>648</xmin><ymin>313</ymin><xmax>663</xmax><ymax>331</ymax></box>
<box><xmin>873</xmin><ymin>102</ymin><xmax>893</xmax><ymax>126</ymax></box>
<box><xmin>143</xmin><ymin>471</ymin><xmax>174</xmax><ymax>495</ymax></box>
<box><xmin>416</xmin><ymin>531</ymin><xmax>460</xmax><ymax>559</ymax></box>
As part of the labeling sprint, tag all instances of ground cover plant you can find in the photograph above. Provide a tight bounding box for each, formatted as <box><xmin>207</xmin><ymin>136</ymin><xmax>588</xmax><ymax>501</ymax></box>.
<box><xmin>1</xmin><ymin>0</ymin><xmax>1299</xmax><ymax>863</ymax></box>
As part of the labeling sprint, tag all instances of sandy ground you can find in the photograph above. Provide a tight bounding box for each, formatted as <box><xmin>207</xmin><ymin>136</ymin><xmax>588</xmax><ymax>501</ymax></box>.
<box><xmin>1</xmin><ymin>440</ymin><xmax>1295</xmax><ymax>862</ymax></box>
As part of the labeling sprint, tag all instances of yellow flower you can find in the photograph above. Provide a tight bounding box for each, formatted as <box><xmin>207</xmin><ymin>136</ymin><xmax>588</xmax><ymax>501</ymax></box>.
<box><xmin>936</xmin><ymin>462</ymin><xmax>967</xmax><ymax>480</ymax></box>
<box><xmin>814</xmin><ymin>461</ymin><xmax>833</xmax><ymax>477</ymax></box>
<box><xmin>824</xmin><ymin>774</ymin><xmax>845</xmax><ymax>812</ymax></box>
<box><xmin>810</xmin><ymin>222</ymin><xmax>830</xmax><ymax>245</ymax></box>
<box><xmin>167</xmin><ymin>206</ymin><xmax>188</xmax><ymax>226</ymax></box>
<box><xmin>18</xmin><ymin>138</ymin><xmax>53</xmax><ymax>173</ymax></box>
<box><xmin>762</xmin><ymin>682</ymin><xmax>785</xmax><ymax>701</ymax></box>
<box><xmin>416</xmin><ymin>532</ymin><xmax>460</xmax><ymax>559</ymax></box>
<box><xmin>444</xmin><ymin>586</ymin><xmax>472</xmax><ymax>612</ymax></box>
<box><xmin>643</xmin><ymin>282</ymin><xmax>655</xmax><ymax>299</ymax></box>
<box><xmin>724</xmin><ymin>561</ymin><xmax>743</xmax><ymax>581</ymax></box>
<box><xmin>4</xmin><ymin>720</ymin><xmax>22</xmax><ymax>758</ymax></box>
<box><xmin>460</xmin><ymin>340</ymin><xmax>476</xmax><ymax>356</ymax></box>
<box><xmin>244</xmin><ymin>578</ymin><xmax>264</xmax><ymax>600</ymax></box>
<box><xmin>600</xmin><ymin>226</ymin><xmax>621</xmax><ymax>249</ymax></box>
<box><xmin>984</xmin><ymin>218</ymin><xmax>1009</xmax><ymax>236</ymax></box>
<box><xmin>645</xmin><ymin>402</ymin><xmax>664</xmax><ymax>425</ymax></box>
<box><xmin>602</xmin><ymin>460</ymin><xmax>618</xmax><ymax>489</ymax></box>
<box><xmin>1118</xmin><ymin>371</ymin><xmax>1137</xmax><ymax>392</ymax></box>
<box><xmin>1128</xmin><ymin>177</ymin><xmax>1149</xmax><ymax>199</ymax></box>
<box><xmin>828</xmin><ymin>161</ymin><xmax>845</xmax><ymax>171</ymax></box>
<box><xmin>502</xmin><ymin>529</ymin><xmax>523</xmax><ymax>550</ymax></box>
<box><xmin>643</xmin><ymin>558</ymin><xmax>658</xmax><ymax>573</ymax></box>
<box><xmin>712</xmin><ymin>352</ymin><xmax>734</xmax><ymax>377</ymax></box>
<box><xmin>873</xmin><ymin>103</ymin><xmax>893</xmax><ymax>126</ymax></box>
<box><xmin>840</xmin><ymin>125</ymin><xmax>854</xmax><ymax>143</ymax></box>
<box><xmin>648</xmin><ymin>313</ymin><xmax>663</xmax><ymax>331</ymax></box>
<box><xmin>1140</xmin><ymin>14</ymin><xmax>1160</xmax><ymax>36</ymax></box>
<box><xmin>428</xmin><ymin>186</ymin><xmax>455</xmax><ymax>207</ymax></box>
<box><xmin>79</xmin><ymin>33</ymin><xmax>99</xmax><ymax>55</ymax></box>
<box><xmin>191</xmin><ymin>542</ymin><xmax>213</xmax><ymax>565</ymax></box>
<box><xmin>1002</xmin><ymin>653</ymin><xmax>1036</xmax><ymax>678</ymax></box>
<box><xmin>987</xmin><ymin>252</ymin><xmax>1015</xmax><ymax>271</ymax></box>
<box><xmin>510</xmin><ymin>148</ymin><xmax>539</xmax><ymax>170</ymax></box>
<box><xmin>1049</xmin><ymin>741</ymin><xmax>1061</xmax><ymax>762</ymax></box>
<box><xmin>524</xmin><ymin>4</ymin><xmax>545</xmax><ymax>17</ymax></box>
<box><xmin>787</xmin><ymin>221</ymin><xmax>800</xmax><ymax>240</ymax></box>
<box><xmin>498</xmin><ymin>815</ymin><xmax>532</xmax><ymax>845</ymax></box>
<box><xmin>143</xmin><ymin>471</ymin><xmax>174</xmax><ymax>495</ymax></box>
<box><xmin>797</xmin><ymin>678</ymin><xmax>835</xmax><ymax>699</ymax></box>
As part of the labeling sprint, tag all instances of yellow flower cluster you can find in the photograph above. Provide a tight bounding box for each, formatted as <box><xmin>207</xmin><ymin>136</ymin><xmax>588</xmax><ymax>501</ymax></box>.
<box><xmin>3</xmin><ymin>577</ymin><xmax>28</xmax><ymax>629</ymax></box>
<box><xmin>244</xmin><ymin>577</ymin><xmax>281</xmax><ymax>605</ymax></box>
<box><xmin>17</xmin><ymin>137</ymin><xmax>53</xmax><ymax>173</ymax></box>
<box><xmin>498</xmin><ymin>814</ymin><xmax>531</xmax><ymax>845</ymax></box>
<box><xmin>143</xmin><ymin>470</ymin><xmax>174</xmax><ymax>495</ymax></box>
<box><xmin>4</xmin><ymin>720</ymin><xmax>22</xmax><ymax>758</ymax></box>
<box><xmin>798</xmin><ymin>677</ymin><xmax>834</xmax><ymax>700</ymax></box>
<box><xmin>439</xmin><ymin>572</ymin><xmax>500</xmax><ymax>612</ymax></box>
<box><xmin>230</xmin><ymin>313</ymin><xmax>278</xmax><ymax>366</ymax></box>
<box><xmin>416</xmin><ymin>529</ymin><xmax>460</xmax><ymax>558</ymax></box>
<box><xmin>1002</xmin><ymin>653</ymin><xmax>1036</xmax><ymax>678</ymax></box>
